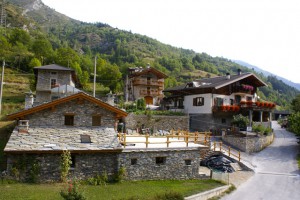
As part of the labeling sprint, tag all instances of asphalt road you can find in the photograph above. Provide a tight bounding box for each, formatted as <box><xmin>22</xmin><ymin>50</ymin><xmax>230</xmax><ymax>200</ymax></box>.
<box><xmin>222</xmin><ymin>122</ymin><xmax>300</xmax><ymax>200</ymax></box>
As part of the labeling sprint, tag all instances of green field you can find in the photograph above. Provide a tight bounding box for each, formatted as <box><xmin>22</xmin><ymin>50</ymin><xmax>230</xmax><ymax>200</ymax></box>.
<box><xmin>0</xmin><ymin>179</ymin><xmax>224</xmax><ymax>200</ymax></box>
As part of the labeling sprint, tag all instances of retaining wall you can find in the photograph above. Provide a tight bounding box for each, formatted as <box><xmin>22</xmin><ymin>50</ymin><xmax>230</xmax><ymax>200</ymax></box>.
<box><xmin>222</xmin><ymin>133</ymin><xmax>274</xmax><ymax>153</ymax></box>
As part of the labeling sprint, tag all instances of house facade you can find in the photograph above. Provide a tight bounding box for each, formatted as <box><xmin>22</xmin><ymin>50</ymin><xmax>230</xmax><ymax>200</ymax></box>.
<box><xmin>34</xmin><ymin>64</ymin><xmax>80</xmax><ymax>104</ymax></box>
<box><xmin>126</xmin><ymin>66</ymin><xmax>168</xmax><ymax>105</ymax></box>
<box><xmin>164</xmin><ymin>71</ymin><xmax>275</xmax><ymax>131</ymax></box>
<box><xmin>5</xmin><ymin>92</ymin><xmax>207</xmax><ymax>182</ymax></box>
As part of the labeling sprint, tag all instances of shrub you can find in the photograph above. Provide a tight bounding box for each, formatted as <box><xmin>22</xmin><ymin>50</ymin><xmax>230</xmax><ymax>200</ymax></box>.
<box><xmin>28</xmin><ymin>160</ymin><xmax>40</xmax><ymax>183</ymax></box>
<box><xmin>87</xmin><ymin>171</ymin><xmax>108</xmax><ymax>186</ymax></box>
<box><xmin>60</xmin><ymin>179</ymin><xmax>86</xmax><ymax>200</ymax></box>
<box><xmin>114</xmin><ymin>167</ymin><xmax>126</xmax><ymax>183</ymax></box>
<box><xmin>232</xmin><ymin>114</ymin><xmax>249</xmax><ymax>129</ymax></box>
<box><xmin>60</xmin><ymin>150</ymin><xmax>72</xmax><ymax>183</ymax></box>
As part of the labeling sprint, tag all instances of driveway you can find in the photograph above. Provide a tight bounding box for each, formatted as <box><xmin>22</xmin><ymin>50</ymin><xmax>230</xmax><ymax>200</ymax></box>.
<box><xmin>222</xmin><ymin>121</ymin><xmax>300</xmax><ymax>200</ymax></box>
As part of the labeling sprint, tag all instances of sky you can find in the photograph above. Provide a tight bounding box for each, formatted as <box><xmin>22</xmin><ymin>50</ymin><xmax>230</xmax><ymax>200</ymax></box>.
<box><xmin>42</xmin><ymin>0</ymin><xmax>300</xmax><ymax>83</ymax></box>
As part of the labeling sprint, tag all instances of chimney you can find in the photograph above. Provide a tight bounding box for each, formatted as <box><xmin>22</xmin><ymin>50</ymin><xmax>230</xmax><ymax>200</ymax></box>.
<box><xmin>18</xmin><ymin>120</ymin><xmax>29</xmax><ymax>133</ymax></box>
<box><xmin>226</xmin><ymin>73</ymin><xmax>231</xmax><ymax>80</ymax></box>
<box><xmin>25</xmin><ymin>91</ymin><xmax>34</xmax><ymax>109</ymax></box>
<box><xmin>237</xmin><ymin>69</ymin><xmax>242</xmax><ymax>75</ymax></box>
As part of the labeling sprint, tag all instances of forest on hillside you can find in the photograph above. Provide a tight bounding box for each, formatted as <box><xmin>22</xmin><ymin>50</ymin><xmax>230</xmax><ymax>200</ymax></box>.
<box><xmin>0</xmin><ymin>0</ymin><xmax>299</xmax><ymax>110</ymax></box>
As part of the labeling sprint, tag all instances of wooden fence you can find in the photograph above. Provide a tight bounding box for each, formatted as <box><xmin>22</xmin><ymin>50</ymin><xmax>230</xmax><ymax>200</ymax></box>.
<box><xmin>118</xmin><ymin>130</ymin><xmax>212</xmax><ymax>148</ymax></box>
<box><xmin>212</xmin><ymin>141</ymin><xmax>241</xmax><ymax>161</ymax></box>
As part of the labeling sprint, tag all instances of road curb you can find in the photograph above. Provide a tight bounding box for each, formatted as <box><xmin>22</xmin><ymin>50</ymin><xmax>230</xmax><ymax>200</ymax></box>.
<box><xmin>184</xmin><ymin>185</ymin><xmax>230</xmax><ymax>200</ymax></box>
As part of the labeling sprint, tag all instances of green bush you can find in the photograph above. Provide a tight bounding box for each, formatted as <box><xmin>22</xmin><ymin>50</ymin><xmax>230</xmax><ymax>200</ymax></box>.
<box><xmin>252</xmin><ymin>123</ymin><xmax>272</xmax><ymax>136</ymax></box>
<box><xmin>86</xmin><ymin>171</ymin><xmax>108</xmax><ymax>186</ymax></box>
<box><xmin>60</xmin><ymin>180</ymin><xmax>86</xmax><ymax>200</ymax></box>
<box><xmin>232</xmin><ymin>114</ymin><xmax>249</xmax><ymax>129</ymax></box>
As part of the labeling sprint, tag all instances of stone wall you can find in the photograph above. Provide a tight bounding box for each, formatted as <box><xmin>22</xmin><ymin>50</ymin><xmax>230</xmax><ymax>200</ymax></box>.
<box><xmin>189</xmin><ymin>113</ymin><xmax>233</xmax><ymax>132</ymax></box>
<box><xmin>222</xmin><ymin>133</ymin><xmax>274</xmax><ymax>153</ymax></box>
<box><xmin>125</xmin><ymin>113</ymin><xmax>189</xmax><ymax>132</ymax></box>
<box><xmin>119</xmin><ymin>148</ymin><xmax>205</xmax><ymax>180</ymax></box>
<box><xmin>26</xmin><ymin>99</ymin><xmax>116</xmax><ymax>128</ymax></box>
<box><xmin>6</xmin><ymin>147</ymin><xmax>209</xmax><ymax>182</ymax></box>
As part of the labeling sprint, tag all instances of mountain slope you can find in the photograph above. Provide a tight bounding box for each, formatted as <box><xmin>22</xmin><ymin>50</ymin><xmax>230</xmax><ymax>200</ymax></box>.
<box><xmin>2</xmin><ymin>0</ymin><xmax>299</xmax><ymax>111</ymax></box>
<box><xmin>234</xmin><ymin>60</ymin><xmax>300</xmax><ymax>91</ymax></box>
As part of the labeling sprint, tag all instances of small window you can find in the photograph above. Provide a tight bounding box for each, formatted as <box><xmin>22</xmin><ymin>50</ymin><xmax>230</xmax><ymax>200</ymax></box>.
<box><xmin>51</xmin><ymin>79</ymin><xmax>57</xmax><ymax>88</ymax></box>
<box><xmin>80</xmin><ymin>135</ymin><xmax>91</xmax><ymax>143</ymax></box>
<box><xmin>65</xmin><ymin>115</ymin><xmax>74</xmax><ymax>126</ymax></box>
<box><xmin>51</xmin><ymin>71</ymin><xmax>57</xmax><ymax>75</ymax></box>
<box><xmin>156</xmin><ymin>157</ymin><xmax>166</xmax><ymax>165</ymax></box>
<box><xmin>70</xmin><ymin>155</ymin><xmax>75</xmax><ymax>168</ymax></box>
<box><xmin>221</xmin><ymin>118</ymin><xmax>226</xmax><ymax>124</ymax></box>
<box><xmin>246</xmin><ymin>96</ymin><xmax>252</xmax><ymax>101</ymax></box>
<box><xmin>92</xmin><ymin>115</ymin><xmax>101</xmax><ymax>126</ymax></box>
<box><xmin>131</xmin><ymin>158</ymin><xmax>137</xmax><ymax>165</ymax></box>
<box><xmin>193</xmin><ymin>97</ymin><xmax>204</xmax><ymax>106</ymax></box>
<box><xmin>185</xmin><ymin>159</ymin><xmax>192</xmax><ymax>166</ymax></box>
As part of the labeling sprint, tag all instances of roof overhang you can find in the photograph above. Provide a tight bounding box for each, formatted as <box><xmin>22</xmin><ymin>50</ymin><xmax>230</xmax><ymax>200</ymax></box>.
<box><xmin>7</xmin><ymin>92</ymin><xmax>128</xmax><ymax>120</ymax></box>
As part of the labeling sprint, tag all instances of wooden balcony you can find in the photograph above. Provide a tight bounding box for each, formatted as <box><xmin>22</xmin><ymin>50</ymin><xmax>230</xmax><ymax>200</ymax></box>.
<box><xmin>132</xmin><ymin>79</ymin><xmax>164</xmax><ymax>87</ymax></box>
<box><xmin>212</xmin><ymin>101</ymin><xmax>276</xmax><ymax>113</ymax></box>
<box><xmin>140</xmin><ymin>90</ymin><xmax>159</xmax><ymax>96</ymax></box>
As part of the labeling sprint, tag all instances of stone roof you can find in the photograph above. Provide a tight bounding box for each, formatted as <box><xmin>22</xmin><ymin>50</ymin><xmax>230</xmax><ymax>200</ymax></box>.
<box><xmin>33</xmin><ymin>64</ymin><xmax>75</xmax><ymax>71</ymax></box>
<box><xmin>4</xmin><ymin>127</ymin><xmax>121</xmax><ymax>153</ymax></box>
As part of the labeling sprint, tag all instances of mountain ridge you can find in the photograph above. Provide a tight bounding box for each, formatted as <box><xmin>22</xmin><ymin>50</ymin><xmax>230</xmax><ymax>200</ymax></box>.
<box><xmin>234</xmin><ymin>60</ymin><xmax>300</xmax><ymax>91</ymax></box>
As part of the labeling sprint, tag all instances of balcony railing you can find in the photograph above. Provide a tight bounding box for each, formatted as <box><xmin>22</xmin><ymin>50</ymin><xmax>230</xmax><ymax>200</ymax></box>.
<box><xmin>132</xmin><ymin>79</ymin><xmax>164</xmax><ymax>87</ymax></box>
<box><xmin>140</xmin><ymin>90</ymin><xmax>160</xmax><ymax>96</ymax></box>
<box><xmin>213</xmin><ymin>101</ymin><xmax>276</xmax><ymax>112</ymax></box>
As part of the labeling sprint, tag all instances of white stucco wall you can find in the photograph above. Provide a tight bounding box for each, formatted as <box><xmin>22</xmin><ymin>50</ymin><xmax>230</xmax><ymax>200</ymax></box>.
<box><xmin>184</xmin><ymin>94</ymin><xmax>213</xmax><ymax>114</ymax></box>
<box><xmin>183</xmin><ymin>93</ymin><xmax>255</xmax><ymax>114</ymax></box>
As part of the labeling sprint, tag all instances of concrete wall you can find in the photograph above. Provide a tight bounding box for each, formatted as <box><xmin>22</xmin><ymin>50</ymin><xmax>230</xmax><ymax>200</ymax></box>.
<box><xmin>184</xmin><ymin>94</ymin><xmax>212</xmax><ymax>114</ymax></box>
<box><xmin>26</xmin><ymin>99</ymin><xmax>116</xmax><ymax>128</ymax></box>
<box><xmin>222</xmin><ymin>133</ymin><xmax>274</xmax><ymax>153</ymax></box>
<box><xmin>125</xmin><ymin>113</ymin><xmax>189</xmax><ymax>132</ymax></box>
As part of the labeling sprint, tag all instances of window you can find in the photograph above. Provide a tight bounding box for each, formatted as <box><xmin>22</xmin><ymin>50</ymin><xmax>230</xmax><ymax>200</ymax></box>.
<box><xmin>221</xmin><ymin>118</ymin><xmax>226</xmax><ymax>124</ymax></box>
<box><xmin>80</xmin><ymin>135</ymin><xmax>91</xmax><ymax>143</ymax></box>
<box><xmin>70</xmin><ymin>155</ymin><xmax>75</xmax><ymax>168</ymax></box>
<box><xmin>65</xmin><ymin>115</ymin><xmax>74</xmax><ymax>126</ymax></box>
<box><xmin>51</xmin><ymin>78</ymin><xmax>57</xmax><ymax>88</ymax></box>
<box><xmin>193</xmin><ymin>97</ymin><xmax>204</xmax><ymax>106</ymax></box>
<box><xmin>51</xmin><ymin>71</ymin><xmax>57</xmax><ymax>76</ymax></box>
<box><xmin>230</xmin><ymin>99</ymin><xmax>234</xmax><ymax>105</ymax></box>
<box><xmin>156</xmin><ymin>157</ymin><xmax>166</xmax><ymax>165</ymax></box>
<box><xmin>92</xmin><ymin>115</ymin><xmax>101</xmax><ymax>126</ymax></box>
<box><xmin>131</xmin><ymin>158</ymin><xmax>137</xmax><ymax>165</ymax></box>
<box><xmin>185</xmin><ymin>159</ymin><xmax>192</xmax><ymax>166</ymax></box>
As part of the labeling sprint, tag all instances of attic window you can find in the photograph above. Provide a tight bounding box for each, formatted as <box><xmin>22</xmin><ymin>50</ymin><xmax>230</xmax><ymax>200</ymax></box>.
<box><xmin>92</xmin><ymin>115</ymin><xmax>101</xmax><ymax>126</ymax></box>
<box><xmin>65</xmin><ymin>114</ymin><xmax>74</xmax><ymax>126</ymax></box>
<box><xmin>80</xmin><ymin>135</ymin><xmax>91</xmax><ymax>143</ymax></box>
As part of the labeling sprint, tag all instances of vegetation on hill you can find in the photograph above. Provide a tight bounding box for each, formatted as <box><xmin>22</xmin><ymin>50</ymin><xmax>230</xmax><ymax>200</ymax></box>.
<box><xmin>0</xmin><ymin>0</ymin><xmax>298</xmax><ymax>116</ymax></box>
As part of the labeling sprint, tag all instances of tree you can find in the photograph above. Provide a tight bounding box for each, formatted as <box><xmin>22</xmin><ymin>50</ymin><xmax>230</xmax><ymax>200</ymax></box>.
<box><xmin>28</xmin><ymin>58</ymin><xmax>41</xmax><ymax>72</ymax></box>
<box><xmin>55</xmin><ymin>47</ymin><xmax>80</xmax><ymax>67</ymax></box>
<box><xmin>291</xmin><ymin>94</ymin><xmax>300</xmax><ymax>112</ymax></box>
<box><xmin>32</xmin><ymin>38</ymin><xmax>54</xmax><ymax>64</ymax></box>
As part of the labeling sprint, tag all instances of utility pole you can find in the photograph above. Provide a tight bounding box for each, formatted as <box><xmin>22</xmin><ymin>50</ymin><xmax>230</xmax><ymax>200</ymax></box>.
<box><xmin>93</xmin><ymin>56</ymin><xmax>97</xmax><ymax>97</ymax></box>
<box><xmin>0</xmin><ymin>60</ymin><xmax>5</xmax><ymax>115</ymax></box>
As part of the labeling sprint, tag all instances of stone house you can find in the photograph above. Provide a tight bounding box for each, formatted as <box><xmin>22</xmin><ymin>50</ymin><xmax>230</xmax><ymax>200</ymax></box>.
<box><xmin>125</xmin><ymin>66</ymin><xmax>168</xmax><ymax>105</ymax></box>
<box><xmin>5</xmin><ymin>92</ymin><xmax>207</xmax><ymax>182</ymax></box>
<box><xmin>33</xmin><ymin>64</ymin><xmax>80</xmax><ymax>104</ymax></box>
<box><xmin>164</xmin><ymin>70</ymin><xmax>276</xmax><ymax>131</ymax></box>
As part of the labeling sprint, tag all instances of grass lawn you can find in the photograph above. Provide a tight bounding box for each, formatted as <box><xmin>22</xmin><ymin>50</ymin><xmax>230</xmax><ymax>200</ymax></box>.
<box><xmin>0</xmin><ymin>179</ymin><xmax>224</xmax><ymax>200</ymax></box>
